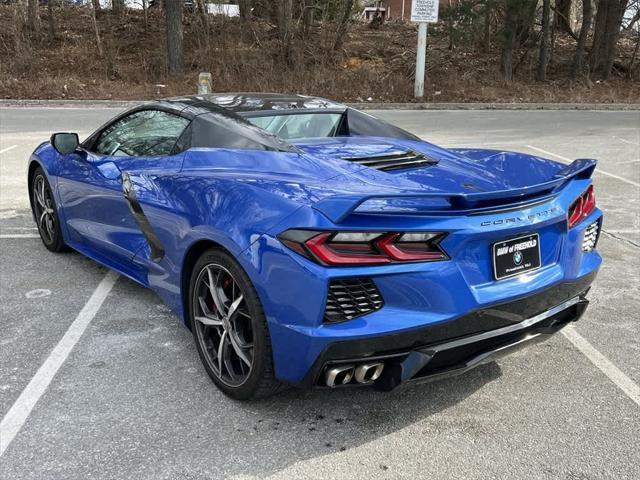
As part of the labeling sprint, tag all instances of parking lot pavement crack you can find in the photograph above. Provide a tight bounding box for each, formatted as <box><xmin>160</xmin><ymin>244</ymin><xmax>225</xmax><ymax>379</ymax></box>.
<box><xmin>601</xmin><ymin>230</ymin><xmax>640</xmax><ymax>249</ymax></box>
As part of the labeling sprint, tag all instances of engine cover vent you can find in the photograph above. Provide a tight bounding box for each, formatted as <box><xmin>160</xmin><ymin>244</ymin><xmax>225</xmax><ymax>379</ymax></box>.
<box><xmin>324</xmin><ymin>278</ymin><xmax>384</xmax><ymax>323</ymax></box>
<box><xmin>342</xmin><ymin>150</ymin><xmax>438</xmax><ymax>172</ymax></box>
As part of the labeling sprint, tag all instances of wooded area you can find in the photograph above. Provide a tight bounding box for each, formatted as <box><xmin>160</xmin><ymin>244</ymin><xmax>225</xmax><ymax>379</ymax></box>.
<box><xmin>1</xmin><ymin>0</ymin><xmax>638</xmax><ymax>102</ymax></box>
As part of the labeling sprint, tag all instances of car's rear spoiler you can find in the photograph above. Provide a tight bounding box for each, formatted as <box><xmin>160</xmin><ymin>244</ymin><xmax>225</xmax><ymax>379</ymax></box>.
<box><xmin>313</xmin><ymin>159</ymin><xmax>597</xmax><ymax>223</ymax></box>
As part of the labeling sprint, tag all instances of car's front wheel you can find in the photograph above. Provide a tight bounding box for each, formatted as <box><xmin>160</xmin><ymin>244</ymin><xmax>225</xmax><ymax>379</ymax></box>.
<box><xmin>188</xmin><ymin>248</ymin><xmax>282</xmax><ymax>400</ymax></box>
<box><xmin>31</xmin><ymin>167</ymin><xmax>66</xmax><ymax>252</ymax></box>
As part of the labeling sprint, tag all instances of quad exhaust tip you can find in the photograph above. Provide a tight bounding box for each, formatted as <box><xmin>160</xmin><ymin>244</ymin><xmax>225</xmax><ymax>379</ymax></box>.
<box><xmin>324</xmin><ymin>362</ymin><xmax>385</xmax><ymax>387</ymax></box>
<box><xmin>325</xmin><ymin>365</ymin><xmax>355</xmax><ymax>387</ymax></box>
<box><xmin>355</xmin><ymin>362</ymin><xmax>384</xmax><ymax>384</ymax></box>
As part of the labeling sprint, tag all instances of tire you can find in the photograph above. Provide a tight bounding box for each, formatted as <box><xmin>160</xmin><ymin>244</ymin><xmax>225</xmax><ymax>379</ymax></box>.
<box><xmin>31</xmin><ymin>167</ymin><xmax>66</xmax><ymax>253</ymax></box>
<box><xmin>188</xmin><ymin>248</ymin><xmax>283</xmax><ymax>400</ymax></box>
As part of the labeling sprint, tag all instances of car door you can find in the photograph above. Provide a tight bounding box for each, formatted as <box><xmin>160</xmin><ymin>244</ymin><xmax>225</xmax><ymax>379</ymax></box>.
<box><xmin>56</xmin><ymin>109</ymin><xmax>190</xmax><ymax>278</ymax></box>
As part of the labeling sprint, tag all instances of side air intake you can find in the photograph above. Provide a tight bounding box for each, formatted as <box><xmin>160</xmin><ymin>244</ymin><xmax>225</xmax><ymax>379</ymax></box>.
<box><xmin>342</xmin><ymin>150</ymin><xmax>438</xmax><ymax>172</ymax></box>
<box><xmin>324</xmin><ymin>278</ymin><xmax>384</xmax><ymax>323</ymax></box>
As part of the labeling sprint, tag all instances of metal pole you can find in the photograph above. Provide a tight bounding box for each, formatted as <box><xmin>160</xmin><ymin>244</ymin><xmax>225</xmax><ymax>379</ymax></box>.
<box><xmin>414</xmin><ymin>22</ymin><xmax>427</xmax><ymax>98</ymax></box>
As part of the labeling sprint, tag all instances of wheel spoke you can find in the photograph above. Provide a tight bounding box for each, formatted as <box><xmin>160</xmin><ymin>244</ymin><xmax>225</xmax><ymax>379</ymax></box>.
<box><xmin>206</xmin><ymin>268</ymin><xmax>227</xmax><ymax>316</ymax></box>
<box><xmin>227</xmin><ymin>294</ymin><xmax>243</xmax><ymax>320</ymax></box>
<box><xmin>40</xmin><ymin>179</ymin><xmax>46</xmax><ymax>207</ymax></box>
<box><xmin>35</xmin><ymin>182</ymin><xmax>46</xmax><ymax>208</ymax></box>
<box><xmin>195</xmin><ymin>315</ymin><xmax>223</xmax><ymax>327</ymax></box>
<box><xmin>45</xmin><ymin>216</ymin><xmax>55</xmax><ymax>240</ymax></box>
<box><xmin>217</xmin><ymin>330</ymin><xmax>228</xmax><ymax>374</ymax></box>
<box><xmin>39</xmin><ymin>209</ymin><xmax>48</xmax><ymax>227</ymax></box>
<box><xmin>228</xmin><ymin>331</ymin><xmax>251</xmax><ymax>367</ymax></box>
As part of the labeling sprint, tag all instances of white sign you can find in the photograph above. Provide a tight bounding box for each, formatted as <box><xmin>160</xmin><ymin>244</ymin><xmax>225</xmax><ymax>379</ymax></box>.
<box><xmin>207</xmin><ymin>4</ymin><xmax>240</xmax><ymax>17</ymax></box>
<box><xmin>411</xmin><ymin>0</ymin><xmax>439</xmax><ymax>23</ymax></box>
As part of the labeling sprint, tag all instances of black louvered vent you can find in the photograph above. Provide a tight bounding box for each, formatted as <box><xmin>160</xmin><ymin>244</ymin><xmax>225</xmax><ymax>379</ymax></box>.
<box><xmin>342</xmin><ymin>150</ymin><xmax>438</xmax><ymax>172</ymax></box>
<box><xmin>324</xmin><ymin>278</ymin><xmax>384</xmax><ymax>323</ymax></box>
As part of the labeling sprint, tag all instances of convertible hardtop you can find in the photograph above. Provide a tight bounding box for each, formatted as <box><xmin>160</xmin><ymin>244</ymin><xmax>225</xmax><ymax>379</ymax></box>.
<box><xmin>80</xmin><ymin>93</ymin><xmax>420</xmax><ymax>154</ymax></box>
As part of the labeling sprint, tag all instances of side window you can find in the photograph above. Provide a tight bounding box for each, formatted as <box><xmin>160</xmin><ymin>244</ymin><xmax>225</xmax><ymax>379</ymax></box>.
<box><xmin>94</xmin><ymin>110</ymin><xmax>190</xmax><ymax>157</ymax></box>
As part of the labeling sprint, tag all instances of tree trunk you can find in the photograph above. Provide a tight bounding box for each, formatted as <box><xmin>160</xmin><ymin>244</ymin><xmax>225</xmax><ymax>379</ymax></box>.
<box><xmin>196</xmin><ymin>0</ymin><xmax>209</xmax><ymax>48</ymax></box>
<box><xmin>500</xmin><ymin>0</ymin><xmax>518</xmax><ymax>81</ymax></box>
<box><xmin>90</xmin><ymin>2</ymin><xmax>103</xmax><ymax>57</ymax></box>
<box><xmin>276</xmin><ymin>0</ymin><xmax>294</xmax><ymax>63</ymax></box>
<box><xmin>47</xmin><ymin>0</ymin><xmax>56</xmax><ymax>42</ymax></box>
<box><xmin>165</xmin><ymin>0</ymin><xmax>184</xmax><ymax>76</ymax></box>
<box><xmin>537</xmin><ymin>0</ymin><xmax>552</xmax><ymax>80</ymax></box>
<box><xmin>482</xmin><ymin>2</ymin><xmax>491</xmax><ymax>53</ymax></box>
<box><xmin>590</xmin><ymin>0</ymin><xmax>628</xmax><ymax>80</ymax></box>
<box><xmin>555</xmin><ymin>0</ymin><xmax>574</xmax><ymax>33</ymax></box>
<box><xmin>333</xmin><ymin>0</ymin><xmax>355</xmax><ymax>51</ymax></box>
<box><xmin>239</xmin><ymin>0</ymin><xmax>252</xmax><ymax>22</ymax></box>
<box><xmin>570</xmin><ymin>0</ymin><xmax>593</xmax><ymax>79</ymax></box>
<box><xmin>113</xmin><ymin>0</ymin><xmax>125</xmax><ymax>15</ymax></box>
<box><xmin>92</xmin><ymin>0</ymin><xmax>100</xmax><ymax>12</ymax></box>
<box><xmin>142</xmin><ymin>0</ymin><xmax>148</xmax><ymax>31</ymax></box>
<box><xmin>27</xmin><ymin>0</ymin><xmax>39</xmax><ymax>32</ymax></box>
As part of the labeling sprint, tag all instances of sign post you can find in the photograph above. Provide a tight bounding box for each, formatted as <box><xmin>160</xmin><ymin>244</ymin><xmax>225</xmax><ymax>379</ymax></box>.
<box><xmin>411</xmin><ymin>0</ymin><xmax>439</xmax><ymax>99</ymax></box>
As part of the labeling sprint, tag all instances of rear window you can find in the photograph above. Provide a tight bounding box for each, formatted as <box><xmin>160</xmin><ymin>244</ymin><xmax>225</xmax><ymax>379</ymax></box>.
<box><xmin>247</xmin><ymin>113</ymin><xmax>342</xmax><ymax>140</ymax></box>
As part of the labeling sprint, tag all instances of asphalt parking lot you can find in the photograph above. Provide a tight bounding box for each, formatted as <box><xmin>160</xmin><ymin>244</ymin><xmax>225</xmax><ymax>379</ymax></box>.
<box><xmin>1</xmin><ymin>106</ymin><xmax>639</xmax><ymax>480</ymax></box>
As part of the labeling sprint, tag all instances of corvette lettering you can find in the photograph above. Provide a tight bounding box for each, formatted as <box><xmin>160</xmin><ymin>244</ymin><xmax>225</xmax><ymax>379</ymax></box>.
<box><xmin>481</xmin><ymin>206</ymin><xmax>560</xmax><ymax>226</ymax></box>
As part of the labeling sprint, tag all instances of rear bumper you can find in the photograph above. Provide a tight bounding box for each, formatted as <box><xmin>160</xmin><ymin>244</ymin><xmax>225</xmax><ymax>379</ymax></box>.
<box><xmin>297</xmin><ymin>271</ymin><xmax>595</xmax><ymax>389</ymax></box>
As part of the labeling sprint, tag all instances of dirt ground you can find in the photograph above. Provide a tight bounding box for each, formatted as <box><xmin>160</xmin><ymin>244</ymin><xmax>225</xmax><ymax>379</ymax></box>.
<box><xmin>0</xmin><ymin>6</ymin><xmax>638</xmax><ymax>103</ymax></box>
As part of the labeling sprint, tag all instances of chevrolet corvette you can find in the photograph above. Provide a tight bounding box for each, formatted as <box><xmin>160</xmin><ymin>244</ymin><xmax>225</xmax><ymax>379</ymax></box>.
<box><xmin>28</xmin><ymin>93</ymin><xmax>602</xmax><ymax>399</ymax></box>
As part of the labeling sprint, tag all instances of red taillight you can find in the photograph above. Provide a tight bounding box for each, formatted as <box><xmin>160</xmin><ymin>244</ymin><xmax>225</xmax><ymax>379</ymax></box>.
<box><xmin>278</xmin><ymin>230</ymin><xmax>448</xmax><ymax>266</ymax></box>
<box><xmin>306</xmin><ymin>232</ymin><xmax>391</xmax><ymax>265</ymax></box>
<box><xmin>582</xmin><ymin>185</ymin><xmax>596</xmax><ymax>216</ymax></box>
<box><xmin>568</xmin><ymin>185</ymin><xmax>596</xmax><ymax>229</ymax></box>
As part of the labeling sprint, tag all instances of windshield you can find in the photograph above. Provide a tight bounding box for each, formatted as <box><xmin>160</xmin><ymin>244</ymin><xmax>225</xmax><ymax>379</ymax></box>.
<box><xmin>247</xmin><ymin>113</ymin><xmax>342</xmax><ymax>140</ymax></box>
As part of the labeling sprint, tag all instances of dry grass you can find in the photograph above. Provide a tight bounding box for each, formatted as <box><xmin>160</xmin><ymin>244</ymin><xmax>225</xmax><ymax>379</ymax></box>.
<box><xmin>0</xmin><ymin>5</ymin><xmax>638</xmax><ymax>103</ymax></box>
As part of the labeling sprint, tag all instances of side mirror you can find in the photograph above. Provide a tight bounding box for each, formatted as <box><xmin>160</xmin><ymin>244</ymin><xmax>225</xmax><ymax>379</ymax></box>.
<box><xmin>51</xmin><ymin>133</ymin><xmax>79</xmax><ymax>155</ymax></box>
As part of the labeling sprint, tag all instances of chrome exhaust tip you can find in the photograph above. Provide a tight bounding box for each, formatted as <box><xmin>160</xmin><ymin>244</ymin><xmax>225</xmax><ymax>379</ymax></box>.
<box><xmin>354</xmin><ymin>362</ymin><xmax>384</xmax><ymax>384</ymax></box>
<box><xmin>325</xmin><ymin>365</ymin><xmax>355</xmax><ymax>387</ymax></box>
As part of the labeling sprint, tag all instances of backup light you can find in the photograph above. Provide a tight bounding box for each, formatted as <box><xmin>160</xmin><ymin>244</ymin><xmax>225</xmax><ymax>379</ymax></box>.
<box><xmin>568</xmin><ymin>185</ymin><xmax>596</xmax><ymax>229</ymax></box>
<box><xmin>278</xmin><ymin>229</ymin><xmax>448</xmax><ymax>266</ymax></box>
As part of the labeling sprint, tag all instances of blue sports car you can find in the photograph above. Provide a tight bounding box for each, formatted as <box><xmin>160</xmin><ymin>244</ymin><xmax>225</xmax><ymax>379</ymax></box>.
<box><xmin>29</xmin><ymin>93</ymin><xmax>602</xmax><ymax>399</ymax></box>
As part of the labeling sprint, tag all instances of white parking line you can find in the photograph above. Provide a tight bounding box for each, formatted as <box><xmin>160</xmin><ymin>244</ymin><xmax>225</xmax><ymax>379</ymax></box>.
<box><xmin>613</xmin><ymin>136</ymin><xmax>640</xmax><ymax>147</ymax></box>
<box><xmin>0</xmin><ymin>234</ymin><xmax>40</xmax><ymax>238</ymax></box>
<box><xmin>0</xmin><ymin>270</ymin><xmax>119</xmax><ymax>457</ymax></box>
<box><xmin>526</xmin><ymin>145</ymin><xmax>640</xmax><ymax>188</ymax></box>
<box><xmin>562</xmin><ymin>326</ymin><xmax>640</xmax><ymax>407</ymax></box>
<box><xmin>0</xmin><ymin>145</ymin><xmax>18</xmax><ymax>154</ymax></box>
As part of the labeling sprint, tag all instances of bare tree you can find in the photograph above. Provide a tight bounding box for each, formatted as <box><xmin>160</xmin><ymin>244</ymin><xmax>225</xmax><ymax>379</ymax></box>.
<box><xmin>275</xmin><ymin>0</ymin><xmax>294</xmax><ymax>63</ymax></box>
<box><xmin>333</xmin><ymin>0</ymin><xmax>355</xmax><ymax>51</ymax></box>
<box><xmin>239</xmin><ymin>0</ymin><xmax>253</xmax><ymax>22</ymax></box>
<box><xmin>195</xmin><ymin>0</ymin><xmax>210</xmax><ymax>48</ymax></box>
<box><xmin>142</xmin><ymin>0</ymin><xmax>148</xmax><ymax>31</ymax></box>
<box><xmin>590</xmin><ymin>0</ymin><xmax>629</xmax><ymax>79</ymax></box>
<box><xmin>90</xmin><ymin>2</ymin><xmax>103</xmax><ymax>58</ymax></box>
<box><xmin>500</xmin><ymin>0</ymin><xmax>518</xmax><ymax>81</ymax></box>
<box><xmin>537</xmin><ymin>0</ymin><xmax>552</xmax><ymax>80</ymax></box>
<box><xmin>571</xmin><ymin>0</ymin><xmax>593</xmax><ymax>78</ymax></box>
<box><xmin>91</xmin><ymin>0</ymin><xmax>100</xmax><ymax>12</ymax></box>
<box><xmin>47</xmin><ymin>0</ymin><xmax>57</xmax><ymax>42</ymax></box>
<box><xmin>27</xmin><ymin>0</ymin><xmax>39</xmax><ymax>32</ymax></box>
<box><xmin>555</xmin><ymin>0</ymin><xmax>575</xmax><ymax>33</ymax></box>
<box><xmin>165</xmin><ymin>0</ymin><xmax>184</xmax><ymax>76</ymax></box>
<box><xmin>113</xmin><ymin>0</ymin><xmax>125</xmax><ymax>15</ymax></box>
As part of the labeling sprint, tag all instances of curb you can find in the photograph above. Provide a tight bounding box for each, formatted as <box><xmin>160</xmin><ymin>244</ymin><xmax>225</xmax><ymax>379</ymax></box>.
<box><xmin>1</xmin><ymin>99</ymin><xmax>639</xmax><ymax>111</ymax></box>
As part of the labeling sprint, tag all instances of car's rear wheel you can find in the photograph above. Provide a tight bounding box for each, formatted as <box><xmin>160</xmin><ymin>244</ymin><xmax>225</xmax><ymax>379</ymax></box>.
<box><xmin>188</xmin><ymin>248</ymin><xmax>282</xmax><ymax>400</ymax></box>
<box><xmin>31</xmin><ymin>167</ymin><xmax>66</xmax><ymax>252</ymax></box>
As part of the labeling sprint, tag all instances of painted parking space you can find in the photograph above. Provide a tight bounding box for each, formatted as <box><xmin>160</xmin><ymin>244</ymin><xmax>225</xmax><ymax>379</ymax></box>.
<box><xmin>0</xmin><ymin>108</ymin><xmax>638</xmax><ymax>479</ymax></box>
